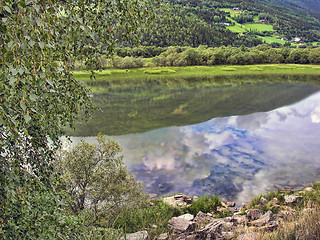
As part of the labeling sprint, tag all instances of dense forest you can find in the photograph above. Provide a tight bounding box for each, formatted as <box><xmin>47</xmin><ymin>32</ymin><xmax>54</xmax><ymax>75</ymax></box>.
<box><xmin>111</xmin><ymin>45</ymin><xmax>320</xmax><ymax>69</ymax></box>
<box><xmin>124</xmin><ymin>0</ymin><xmax>320</xmax><ymax>48</ymax></box>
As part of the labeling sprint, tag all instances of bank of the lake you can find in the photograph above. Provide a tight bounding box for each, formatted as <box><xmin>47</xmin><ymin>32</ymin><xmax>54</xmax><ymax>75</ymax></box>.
<box><xmin>74</xmin><ymin>64</ymin><xmax>320</xmax><ymax>83</ymax></box>
<box><xmin>114</xmin><ymin>182</ymin><xmax>320</xmax><ymax>240</ymax></box>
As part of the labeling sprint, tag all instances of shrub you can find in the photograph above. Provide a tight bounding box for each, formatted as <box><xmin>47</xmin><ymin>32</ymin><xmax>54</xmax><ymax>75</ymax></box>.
<box><xmin>185</xmin><ymin>195</ymin><xmax>221</xmax><ymax>216</ymax></box>
<box><xmin>112</xmin><ymin>200</ymin><xmax>182</xmax><ymax>238</ymax></box>
<box><xmin>56</xmin><ymin>135</ymin><xmax>147</xmax><ymax>226</ymax></box>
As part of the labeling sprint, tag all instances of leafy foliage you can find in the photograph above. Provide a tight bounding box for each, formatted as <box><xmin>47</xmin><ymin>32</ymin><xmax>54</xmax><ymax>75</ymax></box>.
<box><xmin>112</xmin><ymin>200</ymin><xmax>182</xmax><ymax>237</ymax></box>
<box><xmin>56</xmin><ymin>135</ymin><xmax>147</xmax><ymax>226</ymax></box>
<box><xmin>0</xmin><ymin>0</ymin><xmax>157</xmax><ymax>238</ymax></box>
<box><xmin>112</xmin><ymin>45</ymin><xmax>320</xmax><ymax>68</ymax></box>
<box><xmin>131</xmin><ymin>0</ymin><xmax>320</xmax><ymax>47</ymax></box>
<box><xmin>185</xmin><ymin>195</ymin><xmax>221</xmax><ymax>216</ymax></box>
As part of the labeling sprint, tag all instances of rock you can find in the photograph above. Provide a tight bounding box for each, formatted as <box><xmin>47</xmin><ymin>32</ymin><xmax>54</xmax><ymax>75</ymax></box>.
<box><xmin>260</xmin><ymin>197</ymin><xmax>268</xmax><ymax>205</ymax></box>
<box><xmin>149</xmin><ymin>194</ymin><xmax>157</xmax><ymax>199</ymax></box>
<box><xmin>222</xmin><ymin>217</ymin><xmax>233</xmax><ymax>222</ymax></box>
<box><xmin>284</xmin><ymin>195</ymin><xmax>302</xmax><ymax>205</ymax></box>
<box><xmin>217</xmin><ymin>206</ymin><xmax>227</xmax><ymax>212</ymax></box>
<box><xmin>232</xmin><ymin>214</ymin><xmax>247</xmax><ymax>224</ymax></box>
<box><xmin>175</xmin><ymin>233</ymin><xmax>197</xmax><ymax>240</ymax></box>
<box><xmin>251</xmin><ymin>211</ymin><xmax>273</xmax><ymax>227</ymax></box>
<box><xmin>174</xmin><ymin>194</ymin><xmax>193</xmax><ymax>204</ymax></box>
<box><xmin>197</xmin><ymin>220</ymin><xmax>224</xmax><ymax>239</ymax></box>
<box><xmin>271</xmin><ymin>198</ymin><xmax>280</xmax><ymax>205</ymax></box>
<box><xmin>221</xmin><ymin>231</ymin><xmax>234</xmax><ymax>239</ymax></box>
<box><xmin>278</xmin><ymin>209</ymin><xmax>296</xmax><ymax>221</ymax></box>
<box><xmin>163</xmin><ymin>194</ymin><xmax>193</xmax><ymax>207</ymax></box>
<box><xmin>222</xmin><ymin>221</ymin><xmax>234</xmax><ymax>231</ymax></box>
<box><xmin>121</xmin><ymin>230</ymin><xmax>150</xmax><ymax>240</ymax></box>
<box><xmin>246</xmin><ymin>209</ymin><xmax>264</xmax><ymax>220</ymax></box>
<box><xmin>237</xmin><ymin>232</ymin><xmax>261</xmax><ymax>240</ymax></box>
<box><xmin>259</xmin><ymin>221</ymin><xmax>279</xmax><ymax>231</ymax></box>
<box><xmin>168</xmin><ymin>214</ymin><xmax>195</xmax><ymax>232</ymax></box>
<box><xmin>194</xmin><ymin>211</ymin><xmax>215</xmax><ymax>225</ymax></box>
<box><xmin>304</xmin><ymin>187</ymin><xmax>313</xmax><ymax>192</ymax></box>
<box><xmin>222</xmin><ymin>201</ymin><xmax>236</xmax><ymax>208</ymax></box>
<box><xmin>157</xmin><ymin>233</ymin><xmax>169</xmax><ymax>240</ymax></box>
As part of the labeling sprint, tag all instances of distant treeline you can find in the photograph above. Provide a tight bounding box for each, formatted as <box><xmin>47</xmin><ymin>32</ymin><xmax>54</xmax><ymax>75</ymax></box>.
<box><xmin>111</xmin><ymin>45</ymin><xmax>320</xmax><ymax>69</ymax></box>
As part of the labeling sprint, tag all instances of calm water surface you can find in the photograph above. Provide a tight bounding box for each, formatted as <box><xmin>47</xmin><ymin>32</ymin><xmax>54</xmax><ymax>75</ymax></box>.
<box><xmin>69</xmin><ymin>80</ymin><xmax>320</xmax><ymax>203</ymax></box>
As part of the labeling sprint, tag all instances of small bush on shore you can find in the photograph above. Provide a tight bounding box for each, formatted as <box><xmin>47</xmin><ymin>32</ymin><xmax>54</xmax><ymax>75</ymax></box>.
<box><xmin>185</xmin><ymin>195</ymin><xmax>221</xmax><ymax>216</ymax></box>
<box><xmin>111</xmin><ymin>200</ymin><xmax>182</xmax><ymax>238</ymax></box>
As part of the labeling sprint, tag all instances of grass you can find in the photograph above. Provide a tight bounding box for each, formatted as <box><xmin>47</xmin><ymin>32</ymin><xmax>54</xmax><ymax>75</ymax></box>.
<box><xmin>227</xmin><ymin>25</ymin><xmax>247</xmax><ymax>33</ymax></box>
<box><xmin>72</xmin><ymin>64</ymin><xmax>320</xmax><ymax>95</ymax></box>
<box><xmin>109</xmin><ymin>182</ymin><xmax>320</xmax><ymax>239</ymax></box>
<box><xmin>243</xmin><ymin>23</ymin><xmax>275</xmax><ymax>32</ymax></box>
<box><xmin>111</xmin><ymin>200</ymin><xmax>182</xmax><ymax>238</ymax></box>
<box><xmin>220</xmin><ymin>8</ymin><xmax>242</xmax><ymax>17</ymax></box>
<box><xmin>258</xmin><ymin>36</ymin><xmax>300</xmax><ymax>47</ymax></box>
<box><xmin>73</xmin><ymin>64</ymin><xmax>320</xmax><ymax>87</ymax></box>
<box><xmin>258</xmin><ymin>36</ymin><xmax>287</xmax><ymax>44</ymax></box>
<box><xmin>184</xmin><ymin>195</ymin><xmax>221</xmax><ymax>216</ymax></box>
<box><xmin>110</xmin><ymin>195</ymin><xmax>223</xmax><ymax>239</ymax></box>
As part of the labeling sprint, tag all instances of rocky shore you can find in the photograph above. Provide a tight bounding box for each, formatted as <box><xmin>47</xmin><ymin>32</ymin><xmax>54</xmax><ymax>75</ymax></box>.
<box><xmin>122</xmin><ymin>187</ymin><xmax>319</xmax><ymax>240</ymax></box>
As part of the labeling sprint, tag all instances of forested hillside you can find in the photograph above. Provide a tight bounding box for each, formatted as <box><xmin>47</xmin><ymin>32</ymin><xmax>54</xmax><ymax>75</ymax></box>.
<box><xmin>131</xmin><ymin>0</ymin><xmax>320</xmax><ymax>48</ymax></box>
<box><xmin>267</xmin><ymin>0</ymin><xmax>320</xmax><ymax>19</ymax></box>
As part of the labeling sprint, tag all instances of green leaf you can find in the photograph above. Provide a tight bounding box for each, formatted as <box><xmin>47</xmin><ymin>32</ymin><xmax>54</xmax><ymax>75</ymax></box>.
<box><xmin>20</xmin><ymin>102</ymin><xmax>27</xmax><ymax>111</ymax></box>
<box><xmin>24</xmin><ymin>113</ymin><xmax>31</xmax><ymax>123</ymax></box>
<box><xmin>19</xmin><ymin>1</ymin><xmax>27</xmax><ymax>8</ymax></box>
<box><xmin>30</xmin><ymin>94</ymin><xmax>38</xmax><ymax>101</ymax></box>
<box><xmin>46</xmin><ymin>79</ymin><xmax>54</xmax><ymax>87</ymax></box>
<box><xmin>11</xmin><ymin>69</ymin><xmax>19</xmax><ymax>76</ymax></box>
<box><xmin>33</xmin><ymin>4</ymin><xmax>40</xmax><ymax>13</ymax></box>
<box><xmin>21</xmin><ymin>43</ymin><xmax>27</xmax><ymax>50</ymax></box>
<box><xmin>28</xmin><ymin>40</ymin><xmax>35</xmax><ymax>47</ymax></box>
<box><xmin>36</xmin><ymin>18</ymin><xmax>42</xmax><ymax>27</ymax></box>
<box><xmin>4</xmin><ymin>6</ymin><xmax>11</xmax><ymax>14</ymax></box>
<box><xmin>39</xmin><ymin>42</ymin><xmax>45</xmax><ymax>49</ymax></box>
<box><xmin>7</xmin><ymin>41</ymin><xmax>14</xmax><ymax>49</ymax></box>
<box><xmin>9</xmin><ymin>77</ymin><xmax>16</xmax><ymax>86</ymax></box>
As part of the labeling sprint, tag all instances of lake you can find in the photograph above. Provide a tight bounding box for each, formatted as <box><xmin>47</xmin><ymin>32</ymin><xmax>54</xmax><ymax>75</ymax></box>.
<box><xmin>68</xmin><ymin>75</ymin><xmax>320</xmax><ymax>203</ymax></box>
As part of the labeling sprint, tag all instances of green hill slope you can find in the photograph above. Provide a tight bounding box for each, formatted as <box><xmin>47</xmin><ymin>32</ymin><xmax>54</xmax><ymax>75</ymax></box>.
<box><xmin>131</xmin><ymin>0</ymin><xmax>320</xmax><ymax>47</ymax></box>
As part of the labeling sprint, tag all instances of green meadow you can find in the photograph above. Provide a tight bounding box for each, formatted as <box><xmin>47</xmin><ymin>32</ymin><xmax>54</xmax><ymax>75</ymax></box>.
<box><xmin>243</xmin><ymin>23</ymin><xmax>275</xmax><ymax>32</ymax></box>
<box><xmin>74</xmin><ymin>64</ymin><xmax>320</xmax><ymax>94</ymax></box>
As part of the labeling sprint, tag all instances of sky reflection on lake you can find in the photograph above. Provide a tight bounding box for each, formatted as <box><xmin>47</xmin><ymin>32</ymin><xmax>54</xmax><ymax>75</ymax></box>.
<box><xmin>72</xmin><ymin>90</ymin><xmax>320</xmax><ymax>203</ymax></box>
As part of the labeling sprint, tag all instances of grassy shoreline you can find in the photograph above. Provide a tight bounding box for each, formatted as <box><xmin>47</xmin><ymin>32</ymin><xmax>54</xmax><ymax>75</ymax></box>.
<box><xmin>73</xmin><ymin>64</ymin><xmax>320</xmax><ymax>94</ymax></box>
<box><xmin>74</xmin><ymin>64</ymin><xmax>320</xmax><ymax>82</ymax></box>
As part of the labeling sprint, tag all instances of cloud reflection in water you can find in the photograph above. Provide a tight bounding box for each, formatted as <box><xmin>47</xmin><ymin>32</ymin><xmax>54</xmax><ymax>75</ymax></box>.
<box><xmin>115</xmin><ymin>91</ymin><xmax>320</xmax><ymax>203</ymax></box>
<box><xmin>70</xmin><ymin>91</ymin><xmax>320</xmax><ymax>203</ymax></box>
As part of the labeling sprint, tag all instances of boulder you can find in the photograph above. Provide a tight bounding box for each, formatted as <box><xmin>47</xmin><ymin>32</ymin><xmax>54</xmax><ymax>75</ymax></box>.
<box><xmin>197</xmin><ymin>220</ymin><xmax>224</xmax><ymax>239</ymax></box>
<box><xmin>284</xmin><ymin>195</ymin><xmax>302</xmax><ymax>205</ymax></box>
<box><xmin>260</xmin><ymin>197</ymin><xmax>268</xmax><ymax>205</ymax></box>
<box><xmin>278</xmin><ymin>209</ymin><xmax>296</xmax><ymax>221</ymax></box>
<box><xmin>157</xmin><ymin>233</ymin><xmax>169</xmax><ymax>240</ymax></box>
<box><xmin>222</xmin><ymin>201</ymin><xmax>236</xmax><ymax>208</ymax></box>
<box><xmin>163</xmin><ymin>194</ymin><xmax>193</xmax><ymax>207</ymax></box>
<box><xmin>174</xmin><ymin>194</ymin><xmax>193</xmax><ymax>204</ymax></box>
<box><xmin>194</xmin><ymin>211</ymin><xmax>215</xmax><ymax>225</ymax></box>
<box><xmin>271</xmin><ymin>198</ymin><xmax>280</xmax><ymax>205</ymax></box>
<box><xmin>251</xmin><ymin>211</ymin><xmax>273</xmax><ymax>227</ymax></box>
<box><xmin>246</xmin><ymin>209</ymin><xmax>264</xmax><ymax>220</ymax></box>
<box><xmin>168</xmin><ymin>213</ymin><xmax>195</xmax><ymax>232</ymax></box>
<box><xmin>259</xmin><ymin>221</ymin><xmax>279</xmax><ymax>231</ymax></box>
<box><xmin>121</xmin><ymin>231</ymin><xmax>149</xmax><ymax>240</ymax></box>
<box><xmin>237</xmin><ymin>232</ymin><xmax>261</xmax><ymax>240</ymax></box>
<box><xmin>232</xmin><ymin>214</ymin><xmax>247</xmax><ymax>224</ymax></box>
